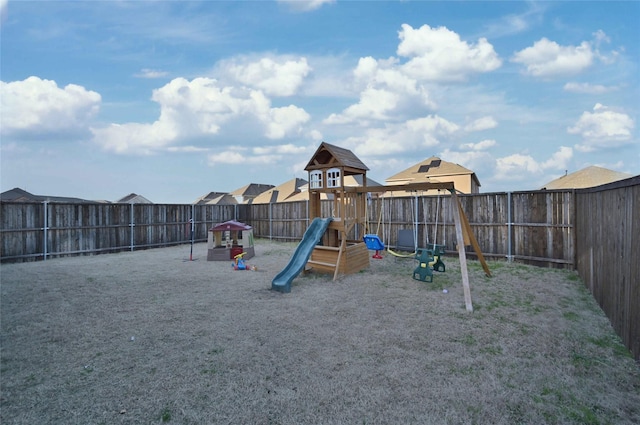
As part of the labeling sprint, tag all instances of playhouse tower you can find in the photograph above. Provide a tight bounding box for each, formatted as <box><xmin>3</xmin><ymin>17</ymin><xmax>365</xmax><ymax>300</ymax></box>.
<box><xmin>303</xmin><ymin>142</ymin><xmax>371</xmax><ymax>279</ymax></box>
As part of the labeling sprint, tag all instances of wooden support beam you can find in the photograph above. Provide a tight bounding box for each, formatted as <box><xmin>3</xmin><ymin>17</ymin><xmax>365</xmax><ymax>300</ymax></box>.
<box><xmin>333</xmin><ymin>237</ymin><xmax>346</xmax><ymax>281</ymax></box>
<box><xmin>343</xmin><ymin>182</ymin><xmax>455</xmax><ymax>194</ymax></box>
<box><xmin>456</xmin><ymin>198</ymin><xmax>492</xmax><ymax>278</ymax></box>
<box><xmin>451</xmin><ymin>191</ymin><xmax>473</xmax><ymax>312</ymax></box>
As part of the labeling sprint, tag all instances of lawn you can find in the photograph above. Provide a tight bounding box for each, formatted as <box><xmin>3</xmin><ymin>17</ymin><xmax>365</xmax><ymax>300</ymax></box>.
<box><xmin>1</xmin><ymin>240</ymin><xmax>638</xmax><ymax>424</ymax></box>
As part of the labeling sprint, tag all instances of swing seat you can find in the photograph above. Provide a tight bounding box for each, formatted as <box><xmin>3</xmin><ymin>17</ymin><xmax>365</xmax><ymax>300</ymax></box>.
<box><xmin>396</xmin><ymin>229</ymin><xmax>415</xmax><ymax>252</ymax></box>
<box><xmin>412</xmin><ymin>249</ymin><xmax>434</xmax><ymax>283</ymax></box>
<box><xmin>430</xmin><ymin>244</ymin><xmax>447</xmax><ymax>272</ymax></box>
<box><xmin>363</xmin><ymin>235</ymin><xmax>385</xmax><ymax>259</ymax></box>
<box><xmin>363</xmin><ymin>234</ymin><xmax>384</xmax><ymax>250</ymax></box>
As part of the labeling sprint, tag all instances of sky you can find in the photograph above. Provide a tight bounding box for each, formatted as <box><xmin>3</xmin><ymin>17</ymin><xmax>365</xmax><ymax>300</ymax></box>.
<box><xmin>1</xmin><ymin>0</ymin><xmax>638</xmax><ymax>203</ymax></box>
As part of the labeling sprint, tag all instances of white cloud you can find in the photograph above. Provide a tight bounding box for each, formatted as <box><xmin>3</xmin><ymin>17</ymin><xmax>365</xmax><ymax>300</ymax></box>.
<box><xmin>542</xmin><ymin>146</ymin><xmax>573</xmax><ymax>169</ymax></box>
<box><xmin>592</xmin><ymin>29</ymin><xmax>610</xmax><ymax>45</ymax></box>
<box><xmin>0</xmin><ymin>76</ymin><xmax>101</xmax><ymax>137</ymax></box>
<box><xmin>252</xmin><ymin>143</ymin><xmax>308</xmax><ymax>156</ymax></box>
<box><xmin>348</xmin><ymin>128</ymin><xmax>411</xmax><ymax>157</ymax></box>
<box><xmin>263</xmin><ymin>104</ymin><xmax>311</xmax><ymax>139</ymax></box>
<box><xmin>277</xmin><ymin>0</ymin><xmax>335</xmax><ymax>12</ymax></box>
<box><xmin>563</xmin><ymin>82</ymin><xmax>617</xmax><ymax>94</ymax></box>
<box><xmin>0</xmin><ymin>0</ymin><xmax>7</xmax><ymax>25</ymax></box>
<box><xmin>493</xmin><ymin>146</ymin><xmax>573</xmax><ymax>181</ymax></box>
<box><xmin>308</xmin><ymin>129</ymin><xmax>323</xmax><ymax>141</ymax></box>
<box><xmin>512</xmin><ymin>38</ymin><xmax>594</xmax><ymax>77</ymax></box>
<box><xmin>495</xmin><ymin>153</ymin><xmax>542</xmax><ymax>179</ymax></box>
<box><xmin>406</xmin><ymin>115</ymin><xmax>460</xmax><ymax>138</ymax></box>
<box><xmin>91</xmin><ymin>121</ymin><xmax>177</xmax><ymax>155</ymax></box>
<box><xmin>460</xmin><ymin>139</ymin><xmax>497</xmax><ymax>151</ymax></box>
<box><xmin>482</xmin><ymin>2</ymin><xmax>546</xmax><ymax>39</ymax></box>
<box><xmin>464</xmin><ymin>116</ymin><xmax>498</xmax><ymax>132</ymax></box>
<box><xmin>166</xmin><ymin>145</ymin><xmax>209</xmax><ymax>153</ymax></box>
<box><xmin>439</xmin><ymin>148</ymin><xmax>495</xmax><ymax>175</ymax></box>
<box><xmin>92</xmin><ymin>77</ymin><xmax>310</xmax><ymax>154</ymax></box>
<box><xmin>354</xmin><ymin>57</ymin><xmax>415</xmax><ymax>93</ymax></box>
<box><xmin>208</xmin><ymin>147</ymin><xmax>280</xmax><ymax>165</ymax></box>
<box><xmin>397</xmin><ymin>24</ymin><xmax>502</xmax><ymax>82</ymax></box>
<box><xmin>337</xmin><ymin>114</ymin><xmax>459</xmax><ymax>160</ymax></box>
<box><xmin>323</xmin><ymin>24</ymin><xmax>500</xmax><ymax>128</ymax></box>
<box><xmin>324</xmin><ymin>87</ymin><xmax>400</xmax><ymax>125</ymax></box>
<box><xmin>151</xmin><ymin>77</ymin><xmax>243</xmax><ymax>136</ymax></box>
<box><xmin>135</xmin><ymin>69</ymin><xmax>169</xmax><ymax>79</ymax></box>
<box><xmin>326</xmin><ymin>54</ymin><xmax>438</xmax><ymax>126</ymax></box>
<box><xmin>224</xmin><ymin>56</ymin><xmax>312</xmax><ymax>97</ymax></box>
<box><xmin>568</xmin><ymin>103</ymin><xmax>635</xmax><ymax>151</ymax></box>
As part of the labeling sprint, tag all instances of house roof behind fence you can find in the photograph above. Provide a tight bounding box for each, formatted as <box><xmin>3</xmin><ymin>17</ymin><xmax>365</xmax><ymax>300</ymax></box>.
<box><xmin>229</xmin><ymin>183</ymin><xmax>275</xmax><ymax>200</ymax></box>
<box><xmin>251</xmin><ymin>178</ymin><xmax>308</xmax><ymax>204</ymax></box>
<box><xmin>386</xmin><ymin>156</ymin><xmax>481</xmax><ymax>187</ymax></box>
<box><xmin>540</xmin><ymin>166</ymin><xmax>634</xmax><ymax>189</ymax></box>
<box><xmin>194</xmin><ymin>192</ymin><xmax>237</xmax><ymax>205</ymax></box>
<box><xmin>116</xmin><ymin>193</ymin><xmax>153</xmax><ymax>204</ymax></box>
<box><xmin>0</xmin><ymin>187</ymin><xmax>95</xmax><ymax>203</ymax></box>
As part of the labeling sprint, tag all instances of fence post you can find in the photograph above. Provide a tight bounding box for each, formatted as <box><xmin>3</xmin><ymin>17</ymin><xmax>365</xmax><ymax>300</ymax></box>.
<box><xmin>43</xmin><ymin>201</ymin><xmax>48</xmax><ymax>261</ymax></box>
<box><xmin>507</xmin><ymin>192</ymin><xmax>513</xmax><ymax>262</ymax></box>
<box><xmin>269</xmin><ymin>202</ymin><xmax>273</xmax><ymax>240</ymax></box>
<box><xmin>191</xmin><ymin>204</ymin><xmax>195</xmax><ymax>241</ymax></box>
<box><xmin>129</xmin><ymin>203</ymin><xmax>135</xmax><ymax>251</ymax></box>
<box><xmin>414</xmin><ymin>194</ymin><xmax>419</xmax><ymax>250</ymax></box>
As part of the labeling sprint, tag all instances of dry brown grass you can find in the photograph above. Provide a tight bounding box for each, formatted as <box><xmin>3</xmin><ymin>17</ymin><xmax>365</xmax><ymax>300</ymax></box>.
<box><xmin>1</xmin><ymin>239</ymin><xmax>639</xmax><ymax>424</ymax></box>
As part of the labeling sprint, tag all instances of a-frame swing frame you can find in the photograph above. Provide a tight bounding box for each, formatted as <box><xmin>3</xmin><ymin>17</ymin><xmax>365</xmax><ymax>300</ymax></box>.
<box><xmin>363</xmin><ymin>182</ymin><xmax>491</xmax><ymax>312</ymax></box>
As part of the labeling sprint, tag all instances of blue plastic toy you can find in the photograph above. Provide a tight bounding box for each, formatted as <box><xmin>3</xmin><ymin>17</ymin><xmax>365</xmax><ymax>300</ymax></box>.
<box><xmin>363</xmin><ymin>234</ymin><xmax>385</xmax><ymax>259</ymax></box>
<box><xmin>232</xmin><ymin>252</ymin><xmax>249</xmax><ymax>270</ymax></box>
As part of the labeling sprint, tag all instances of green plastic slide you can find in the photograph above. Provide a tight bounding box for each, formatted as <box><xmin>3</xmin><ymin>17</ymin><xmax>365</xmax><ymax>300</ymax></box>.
<box><xmin>271</xmin><ymin>217</ymin><xmax>333</xmax><ymax>293</ymax></box>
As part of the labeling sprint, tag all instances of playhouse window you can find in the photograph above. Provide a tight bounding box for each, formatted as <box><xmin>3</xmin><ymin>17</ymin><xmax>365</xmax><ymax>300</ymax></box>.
<box><xmin>310</xmin><ymin>170</ymin><xmax>323</xmax><ymax>189</ymax></box>
<box><xmin>327</xmin><ymin>168</ymin><xmax>341</xmax><ymax>188</ymax></box>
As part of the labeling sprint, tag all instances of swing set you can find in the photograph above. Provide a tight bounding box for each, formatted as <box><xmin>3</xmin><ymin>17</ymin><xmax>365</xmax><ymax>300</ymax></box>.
<box><xmin>364</xmin><ymin>190</ymin><xmax>446</xmax><ymax>267</ymax></box>
<box><xmin>363</xmin><ymin>183</ymin><xmax>491</xmax><ymax>311</ymax></box>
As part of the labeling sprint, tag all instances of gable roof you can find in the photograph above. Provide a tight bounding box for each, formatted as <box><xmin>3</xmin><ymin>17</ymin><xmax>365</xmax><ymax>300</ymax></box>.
<box><xmin>210</xmin><ymin>220</ymin><xmax>252</xmax><ymax>232</ymax></box>
<box><xmin>229</xmin><ymin>183</ymin><xmax>275</xmax><ymax>198</ymax></box>
<box><xmin>541</xmin><ymin>166</ymin><xmax>634</xmax><ymax>190</ymax></box>
<box><xmin>0</xmin><ymin>187</ymin><xmax>94</xmax><ymax>203</ymax></box>
<box><xmin>251</xmin><ymin>178</ymin><xmax>308</xmax><ymax>204</ymax></box>
<box><xmin>116</xmin><ymin>193</ymin><xmax>153</xmax><ymax>204</ymax></box>
<box><xmin>194</xmin><ymin>192</ymin><xmax>236</xmax><ymax>205</ymax></box>
<box><xmin>304</xmin><ymin>142</ymin><xmax>369</xmax><ymax>173</ymax></box>
<box><xmin>386</xmin><ymin>157</ymin><xmax>481</xmax><ymax>187</ymax></box>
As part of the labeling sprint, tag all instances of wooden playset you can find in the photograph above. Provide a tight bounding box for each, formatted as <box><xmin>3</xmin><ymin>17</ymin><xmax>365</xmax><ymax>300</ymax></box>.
<box><xmin>289</xmin><ymin>142</ymin><xmax>491</xmax><ymax>311</ymax></box>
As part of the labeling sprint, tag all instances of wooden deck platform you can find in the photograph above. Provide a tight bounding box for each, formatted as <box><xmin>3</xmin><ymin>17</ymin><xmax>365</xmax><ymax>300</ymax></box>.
<box><xmin>307</xmin><ymin>241</ymin><xmax>370</xmax><ymax>276</ymax></box>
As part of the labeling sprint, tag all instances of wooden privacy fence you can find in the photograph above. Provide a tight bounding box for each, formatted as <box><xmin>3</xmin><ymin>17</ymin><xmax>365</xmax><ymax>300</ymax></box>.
<box><xmin>575</xmin><ymin>177</ymin><xmax>639</xmax><ymax>362</ymax></box>
<box><xmin>0</xmin><ymin>202</ymin><xmax>240</xmax><ymax>261</ymax></box>
<box><xmin>1</xmin><ymin>184</ymin><xmax>637</xmax><ymax>360</ymax></box>
<box><xmin>1</xmin><ymin>191</ymin><xmax>575</xmax><ymax>266</ymax></box>
<box><xmin>359</xmin><ymin>191</ymin><xmax>574</xmax><ymax>268</ymax></box>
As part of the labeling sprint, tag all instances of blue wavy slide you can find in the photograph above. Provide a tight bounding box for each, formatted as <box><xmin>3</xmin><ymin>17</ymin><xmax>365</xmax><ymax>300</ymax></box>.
<box><xmin>271</xmin><ymin>217</ymin><xmax>333</xmax><ymax>293</ymax></box>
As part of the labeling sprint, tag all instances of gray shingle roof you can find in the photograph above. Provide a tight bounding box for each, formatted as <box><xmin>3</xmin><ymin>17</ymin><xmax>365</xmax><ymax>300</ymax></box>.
<box><xmin>304</xmin><ymin>142</ymin><xmax>369</xmax><ymax>173</ymax></box>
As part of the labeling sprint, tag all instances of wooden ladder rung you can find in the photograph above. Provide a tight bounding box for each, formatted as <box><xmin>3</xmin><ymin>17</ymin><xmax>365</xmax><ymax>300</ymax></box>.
<box><xmin>306</xmin><ymin>260</ymin><xmax>336</xmax><ymax>268</ymax></box>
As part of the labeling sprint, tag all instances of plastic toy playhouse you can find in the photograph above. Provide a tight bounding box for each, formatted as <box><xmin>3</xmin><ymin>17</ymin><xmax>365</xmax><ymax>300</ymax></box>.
<box><xmin>207</xmin><ymin>220</ymin><xmax>255</xmax><ymax>261</ymax></box>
